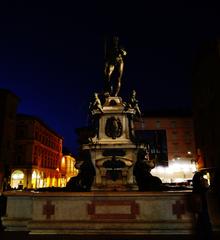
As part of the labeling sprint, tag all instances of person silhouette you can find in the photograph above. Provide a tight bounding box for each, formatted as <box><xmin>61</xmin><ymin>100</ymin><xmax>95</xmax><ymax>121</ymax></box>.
<box><xmin>192</xmin><ymin>171</ymin><xmax>213</xmax><ymax>240</ymax></box>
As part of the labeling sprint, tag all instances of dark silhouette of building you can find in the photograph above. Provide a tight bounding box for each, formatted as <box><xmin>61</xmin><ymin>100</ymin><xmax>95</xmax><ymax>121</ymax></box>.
<box><xmin>0</xmin><ymin>89</ymin><xmax>19</xmax><ymax>191</ymax></box>
<box><xmin>192</xmin><ymin>39</ymin><xmax>220</xmax><ymax>170</ymax></box>
<box><xmin>192</xmin><ymin>39</ymin><xmax>220</xmax><ymax>239</ymax></box>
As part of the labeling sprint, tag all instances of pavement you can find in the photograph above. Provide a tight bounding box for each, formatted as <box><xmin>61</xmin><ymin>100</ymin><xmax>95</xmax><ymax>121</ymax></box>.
<box><xmin>1</xmin><ymin>223</ymin><xmax>220</xmax><ymax>240</ymax></box>
<box><xmin>0</xmin><ymin>231</ymin><xmax>195</xmax><ymax>240</ymax></box>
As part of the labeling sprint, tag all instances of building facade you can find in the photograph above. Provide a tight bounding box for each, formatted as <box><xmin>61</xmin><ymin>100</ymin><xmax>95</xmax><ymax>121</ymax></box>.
<box><xmin>0</xmin><ymin>89</ymin><xmax>19</xmax><ymax>191</ymax></box>
<box><xmin>10</xmin><ymin>114</ymin><xmax>64</xmax><ymax>189</ymax></box>
<box><xmin>134</xmin><ymin>113</ymin><xmax>196</xmax><ymax>183</ymax></box>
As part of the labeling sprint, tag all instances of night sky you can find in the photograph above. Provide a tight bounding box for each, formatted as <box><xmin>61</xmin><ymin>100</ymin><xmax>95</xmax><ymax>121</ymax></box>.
<box><xmin>0</xmin><ymin>1</ymin><xmax>220</xmax><ymax>154</ymax></box>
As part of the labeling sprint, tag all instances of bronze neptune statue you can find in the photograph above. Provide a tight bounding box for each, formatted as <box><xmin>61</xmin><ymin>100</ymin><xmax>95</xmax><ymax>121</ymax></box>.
<box><xmin>104</xmin><ymin>36</ymin><xmax>127</xmax><ymax>96</ymax></box>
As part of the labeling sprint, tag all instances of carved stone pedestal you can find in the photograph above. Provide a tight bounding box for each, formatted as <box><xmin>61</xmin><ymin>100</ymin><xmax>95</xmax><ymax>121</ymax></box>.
<box><xmin>83</xmin><ymin>96</ymin><xmax>139</xmax><ymax>191</ymax></box>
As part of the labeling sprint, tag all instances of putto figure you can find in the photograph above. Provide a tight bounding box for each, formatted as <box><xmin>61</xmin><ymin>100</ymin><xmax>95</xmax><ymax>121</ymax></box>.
<box><xmin>89</xmin><ymin>92</ymin><xmax>103</xmax><ymax>114</ymax></box>
<box><xmin>104</xmin><ymin>36</ymin><xmax>127</xmax><ymax>96</ymax></box>
<box><xmin>129</xmin><ymin>90</ymin><xmax>141</xmax><ymax>117</ymax></box>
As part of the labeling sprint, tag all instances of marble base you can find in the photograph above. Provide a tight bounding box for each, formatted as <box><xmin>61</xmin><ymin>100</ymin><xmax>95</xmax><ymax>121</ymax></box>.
<box><xmin>2</xmin><ymin>191</ymin><xmax>198</xmax><ymax>235</ymax></box>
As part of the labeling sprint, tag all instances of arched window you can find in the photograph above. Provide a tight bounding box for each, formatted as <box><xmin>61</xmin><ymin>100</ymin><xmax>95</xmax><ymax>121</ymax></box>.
<box><xmin>11</xmin><ymin>170</ymin><xmax>25</xmax><ymax>189</ymax></box>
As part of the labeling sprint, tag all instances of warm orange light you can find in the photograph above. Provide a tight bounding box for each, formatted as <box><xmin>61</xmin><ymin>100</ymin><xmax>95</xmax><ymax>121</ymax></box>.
<box><xmin>61</xmin><ymin>157</ymin><xmax>65</xmax><ymax>168</ymax></box>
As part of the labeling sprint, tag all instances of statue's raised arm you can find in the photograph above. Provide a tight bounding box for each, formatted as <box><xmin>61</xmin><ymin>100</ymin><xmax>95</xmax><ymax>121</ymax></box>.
<box><xmin>104</xmin><ymin>36</ymin><xmax>127</xmax><ymax>97</ymax></box>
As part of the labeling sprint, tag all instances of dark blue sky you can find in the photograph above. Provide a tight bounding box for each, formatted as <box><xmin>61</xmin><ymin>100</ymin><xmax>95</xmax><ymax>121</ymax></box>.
<box><xmin>1</xmin><ymin>1</ymin><xmax>220</xmax><ymax>154</ymax></box>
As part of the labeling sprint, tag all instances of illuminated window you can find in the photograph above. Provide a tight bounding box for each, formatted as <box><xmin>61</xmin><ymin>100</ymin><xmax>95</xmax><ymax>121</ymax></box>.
<box><xmin>32</xmin><ymin>170</ymin><xmax>41</xmax><ymax>189</ymax></box>
<box><xmin>61</xmin><ymin>157</ymin><xmax>66</xmax><ymax>169</ymax></box>
<box><xmin>11</xmin><ymin>170</ymin><xmax>24</xmax><ymax>180</ymax></box>
<box><xmin>11</xmin><ymin>170</ymin><xmax>25</xmax><ymax>189</ymax></box>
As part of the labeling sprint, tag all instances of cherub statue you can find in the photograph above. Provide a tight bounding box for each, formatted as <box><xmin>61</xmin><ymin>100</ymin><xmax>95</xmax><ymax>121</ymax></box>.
<box><xmin>89</xmin><ymin>92</ymin><xmax>103</xmax><ymax>114</ymax></box>
<box><xmin>129</xmin><ymin>90</ymin><xmax>141</xmax><ymax>117</ymax></box>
